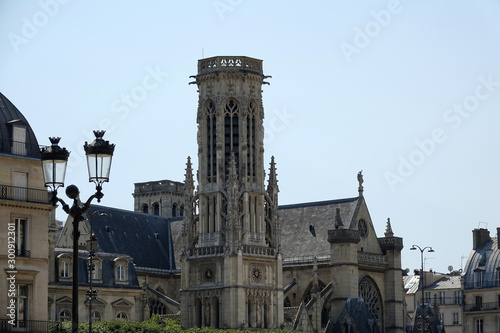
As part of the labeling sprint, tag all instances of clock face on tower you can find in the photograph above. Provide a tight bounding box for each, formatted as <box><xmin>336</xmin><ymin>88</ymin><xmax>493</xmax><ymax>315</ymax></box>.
<box><xmin>251</xmin><ymin>267</ymin><xmax>262</xmax><ymax>281</ymax></box>
<box><xmin>203</xmin><ymin>267</ymin><xmax>214</xmax><ymax>282</ymax></box>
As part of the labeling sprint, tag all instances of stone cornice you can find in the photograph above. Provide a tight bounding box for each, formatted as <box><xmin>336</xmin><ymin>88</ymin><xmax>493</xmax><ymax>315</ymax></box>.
<box><xmin>378</xmin><ymin>236</ymin><xmax>404</xmax><ymax>251</ymax></box>
<box><xmin>328</xmin><ymin>229</ymin><xmax>360</xmax><ymax>244</ymax></box>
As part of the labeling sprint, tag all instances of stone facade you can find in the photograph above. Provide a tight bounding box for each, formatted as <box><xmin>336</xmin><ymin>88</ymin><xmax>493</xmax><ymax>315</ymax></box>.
<box><xmin>279</xmin><ymin>193</ymin><xmax>405</xmax><ymax>332</ymax></box>
<box><xmin>180</xmin><ymin>56</ymin><xmax>283</xmax><ymax>329</ymax></box>
<box><xmin>0</xmin><ymin>93</ymin><xmax>55</xmax><ymax>324</ymax></box>
<box><xmin>49</xmin><ymin>204</ymin><xmax>180</xmax><ymax>323</ymax></box>
<box><xmin>462</xmin><ymin>227</ymin><xmax>500</xmax><ymax>333</ymax></box>
<box><xmin>133</xmin><ymin>180</ymin><xmax>184</xmax><ymax>217</ymax></box>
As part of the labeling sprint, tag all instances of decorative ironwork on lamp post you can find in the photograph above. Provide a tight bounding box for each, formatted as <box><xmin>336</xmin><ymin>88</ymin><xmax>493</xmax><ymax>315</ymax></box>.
<box><xmin>87</xmin><ymin>211</ymin><xmax>107</xmax><ymax>333</ymax></box>
<box><xmin>40</xmin><ymin>131</ymin><xmax>115</xmax><ymax>333</ymax></box>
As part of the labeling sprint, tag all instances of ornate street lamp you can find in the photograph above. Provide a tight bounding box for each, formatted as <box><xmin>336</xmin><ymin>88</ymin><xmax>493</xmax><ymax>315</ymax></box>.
<box><xmin>410</xmin><ymin>244</ymin><xmax>435</xmax><ymax>307</ymax></box>
<box><xmin>40</xmin><ymin>137</ymin><xmax>70</xmax><ymax>205</ymax></box>
<box><xmin>87</xmin><ymin>211</ymin><xmax>107</xmax><ymax>333</ymax></box>
<box><xmin>41</xmin><ymin>130</ymin><xmax>115</xmax><ymax>333</ymax></box>
<box><xmin>410</xmin><ymin>245</ymin><xmax>435</xmax><ymax>333</ymax></box>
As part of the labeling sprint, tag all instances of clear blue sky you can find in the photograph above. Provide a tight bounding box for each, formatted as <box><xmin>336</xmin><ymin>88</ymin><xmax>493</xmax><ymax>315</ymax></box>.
<box><xmin>1</xmin><ymin>0</ymin><xmax>500</xmax><ymax>274</ymax></box>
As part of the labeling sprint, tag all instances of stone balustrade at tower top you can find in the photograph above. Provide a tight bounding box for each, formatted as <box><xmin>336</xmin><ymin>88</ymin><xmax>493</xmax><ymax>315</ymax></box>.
<box><xmin>133</xmin><ymin>180</ymin><xmax>184</xmax><ymax>195</ymax></box>
<box><xmin>197</xmin><ymin>56</ymin><xmax>263</xmax><ymax>75</ymax></box>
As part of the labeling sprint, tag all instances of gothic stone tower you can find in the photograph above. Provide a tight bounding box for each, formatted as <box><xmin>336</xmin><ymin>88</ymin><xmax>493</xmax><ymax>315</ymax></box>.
<box><xmin>180</xmin><ymin>56</ymin><xmax>283</xmax><ymax>329</ymax></box>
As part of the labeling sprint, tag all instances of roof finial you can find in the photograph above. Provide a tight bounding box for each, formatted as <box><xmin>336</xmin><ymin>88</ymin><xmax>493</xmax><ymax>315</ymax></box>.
<box><xmin>335</xmin><ymin>208</ymin><xmax>344</xmax><ymax>229</ymax></box>
<box><xmin>357</xmin><ymin>170</ymin><xmax>364</xmax><ymax>195</ymax></box>
<box><xmin>267</xmin><ymin>156</ymin><xmax>279</xmax><ymax>191</ymax></box>
<box><xmin>385</xmin><ymin>217</ymin><xmax>394</xmax><ymax>237</ymax></box>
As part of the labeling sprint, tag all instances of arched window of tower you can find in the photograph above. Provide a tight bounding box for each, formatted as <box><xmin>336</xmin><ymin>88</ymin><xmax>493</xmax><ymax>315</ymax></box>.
<box><xmin>224</xmin><ymin>99</ymin><xmax>239</xmax><ymax>175</ymax></box>
<box><xmin>172</xmin><ymin>203</ymin><xmax>178</xmax><ymax>217</ymax></box>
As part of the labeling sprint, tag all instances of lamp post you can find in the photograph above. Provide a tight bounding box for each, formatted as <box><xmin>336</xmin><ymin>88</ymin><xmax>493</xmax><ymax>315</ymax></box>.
<box><xmin>40</xmin><ymin>131</ymin><xmax>115</xmax><ymax>333</ymax></box>
<box><xmin>87</xmin><ymin>211</ymin><xmax>107</xmax><ymax>333</ymax></box>
<box><xmin>410</xmin><ymin>245</ymin><xmax>435</xmax><ymax>307</ymax></box>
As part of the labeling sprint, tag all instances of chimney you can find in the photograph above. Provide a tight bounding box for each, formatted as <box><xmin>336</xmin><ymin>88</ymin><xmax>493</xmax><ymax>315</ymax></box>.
<box><xmin>497</xmin><ymin>227</ymin><xmax>500</xmax><ymax>250</ymax></box>
<box><xmin>473</xmin><ymin>228</ymin><xmax>490</xmax><ymax>250</ymax></box>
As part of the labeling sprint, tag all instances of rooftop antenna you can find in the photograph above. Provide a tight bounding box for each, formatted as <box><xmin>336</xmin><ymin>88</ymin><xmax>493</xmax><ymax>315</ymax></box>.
<box><xmin>202</xmin><ymin>48</ymin><xmax>204</xmax><ymax>58</ymax></box>
<box><xmin>461</xmin><ymin>255</ymin><xmax>468</xmax><ymax>271</ymax></box>
<box><xmin>424</xmin><ymin>255</ymin><xmax>434</xmax><ymax>271</ymax></box>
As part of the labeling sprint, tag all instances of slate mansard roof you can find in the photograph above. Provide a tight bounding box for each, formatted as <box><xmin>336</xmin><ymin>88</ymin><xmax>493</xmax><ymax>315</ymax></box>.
<box><xmin>463</xmin><ymin>235</ymin><xmax>500</xmax><ymax>289</ymax></box>
<box><xmin>86</xmin><ymin>205</ymin><xmax>178</xmax><ymax>271</ymax></box>
<box><xmin>82</xmin><ymin>196</ymin><xmax>366</xmax><ymax>270</ymax></box>
<box><xmin>54</xmin><ymin>248</ymin><xmax>140</xmax><ymax>288</ymax></box>
<box><xmin>279</xmin><ymin>197</ymin><xmax>360</xmax><ymax>261</ymax></box>
<box><xmin>0</xmin><ymin>92</ymin><xmax>40</xmax><ymax>158</ymax></box>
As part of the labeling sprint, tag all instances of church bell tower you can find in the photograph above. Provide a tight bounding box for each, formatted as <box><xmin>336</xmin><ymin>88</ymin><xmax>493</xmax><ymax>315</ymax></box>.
<box><xmin>180</xmin><ymin>56</ymin><xmax>283</xmax><ymax>329</ymax></box>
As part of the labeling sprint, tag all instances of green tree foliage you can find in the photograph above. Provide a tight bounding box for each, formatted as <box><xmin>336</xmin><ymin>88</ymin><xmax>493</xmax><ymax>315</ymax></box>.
<box><xmin>49</xmin><ymin>315</ymin><xmax>298</xmax><ymax>333</ymax></box>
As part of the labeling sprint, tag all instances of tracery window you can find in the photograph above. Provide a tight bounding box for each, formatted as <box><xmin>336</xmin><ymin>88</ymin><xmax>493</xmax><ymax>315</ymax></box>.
<box><xmin>246</xmin><ymin>102</ymin><xmax>257</xmax><ymax>182</ymax></box>
<box><xmin>359</xmin><ymin>276</ymin><xmax>383</xmax><ymax>329</ymax></box>
<box><xmin>224</xmin><ymin>99</ymin><xmax>239</xmax><ymax>174</ymax></box>
<box><xmin>150</xmin><ymin>299</ymin><xmax>167</xmax><ymax>316</ymax></box>
<box><xmin>206</xmin><ymin>100</ymin><xmax>216</xmax><ymax>182</ymax></box>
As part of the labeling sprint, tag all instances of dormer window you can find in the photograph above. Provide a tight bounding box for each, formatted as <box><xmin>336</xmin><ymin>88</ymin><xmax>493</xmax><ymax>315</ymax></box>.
<box><xmin>11</xmin><ymin>122</ymin><xmax>27</xmax><ymax>156</ymax></box>
<box><xmin>117</xmin><ymin>265</ymin><xmax>125</xmax><ymax>281</ymax></box>
<box><xmin>474</xmin><ymin>268</ymin><xmax>485</xmax><ymax>288</ymax></box>
<box><xmin>62</xmin><ymin>262</ymin><xmax>70</xmax><ymax>278</ymax></box>
<box><xmin>58</xmin><ymin>254</ymin><xmax>72</xmax><ymax>280</ymax></box>
<box><xmin>114</xmin><ymin>257</ymin><xmax>129</xmax><ymax>285</ymax></box>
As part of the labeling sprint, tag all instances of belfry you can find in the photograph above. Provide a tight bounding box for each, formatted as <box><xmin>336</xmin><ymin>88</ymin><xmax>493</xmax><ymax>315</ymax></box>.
<box><xmin>180</xmin><ymin>56</ymin><xmax>283</xmax><ymax>329</ymax></box>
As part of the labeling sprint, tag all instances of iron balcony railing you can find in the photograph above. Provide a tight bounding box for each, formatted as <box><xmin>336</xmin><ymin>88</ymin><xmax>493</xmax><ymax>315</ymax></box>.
<box><xmin>0</xmin><ymin>319</ymin><xmax>62</xmax><ymax>333</ymax></box>
<box><xmin>0</xmin><ymin>139</ymin><xmax>42</xmax><ymax>158</ymax></box>
<box><xmin>464</xmin><ymin>302</ymin><xmax>500</xmax><ymax>312</ymax></box>
<box><xmin>0</xmin><ymin>184</ymin><xmax>50</xmax><ymax>204</ymax></box>
<box><xmin>464</xmin><ymin>279</ymin><xmax>500</xmax><ymax>289</ymax></box>
<box><xmin>422</xmin><ymin>296</ymin><xmax>462</xmax><ymax>306</ymax></box>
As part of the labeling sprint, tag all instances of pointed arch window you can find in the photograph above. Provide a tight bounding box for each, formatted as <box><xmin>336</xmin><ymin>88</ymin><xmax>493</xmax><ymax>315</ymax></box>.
<box><xmin>224</xmin><ymin>99</ymin><xmax>239</xmax><ymax>174</ymax></box>
<box><xmin>172</xmin><ymin>203</ymin><xmax>178</xmax><ymax>217</ymax></box>
<box><xmin>359</xmin><ymin>276</ymin><xmax>383</xmax><ymax>329</ymax></box>
<box><xmin>247</xmin><ymin>102</ymin><xmax>257</xmax><ymax>182</ymax></box>
<box><xmin>206</xmin><ymin>100</ymin><xmax>216</xmax><ymax>182</ymax></box>
<box><xmin>153</xmin><ymin>202</ymin><xmax>160</xmax><ymax>216</ymax></box>
<box><xmin>142</xmin><ymin>204</ymin><xmax>148</xmax><ymax>214</ymax></box>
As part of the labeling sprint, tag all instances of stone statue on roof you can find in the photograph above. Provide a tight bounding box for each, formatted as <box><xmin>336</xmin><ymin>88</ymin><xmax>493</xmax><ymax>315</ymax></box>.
<box><xmin>357</xmin><ymin>170</ymin><xmax>364</xmax><ymax>195</ymax></box>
